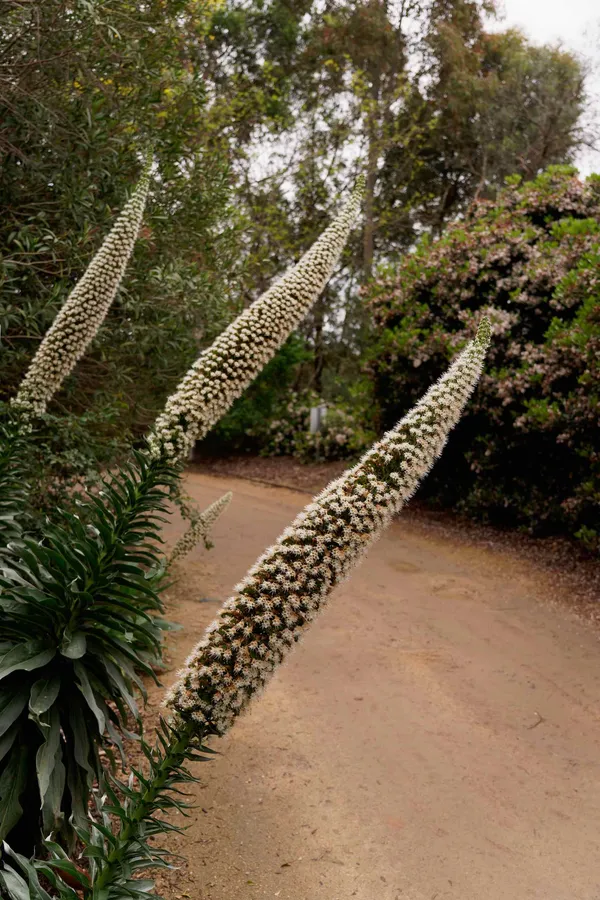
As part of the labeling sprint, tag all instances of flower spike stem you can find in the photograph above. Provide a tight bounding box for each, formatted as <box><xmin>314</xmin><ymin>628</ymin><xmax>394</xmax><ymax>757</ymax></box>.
<box><xmin>89</xmin><ymin>720</ymin><xmax>197</xmax><ymax>896</ymax></box>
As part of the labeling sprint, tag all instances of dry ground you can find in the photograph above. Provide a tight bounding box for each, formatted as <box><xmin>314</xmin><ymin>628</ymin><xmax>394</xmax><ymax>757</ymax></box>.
<box><xmin>145</xmin><ymin>460</ymin><xmax>600</xmax><ymax>900</ymax></box>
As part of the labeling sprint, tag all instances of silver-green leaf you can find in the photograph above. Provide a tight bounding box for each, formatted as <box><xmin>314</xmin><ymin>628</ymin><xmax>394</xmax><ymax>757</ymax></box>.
<box><xmin>0</xmin><ymin>643</ymin><xmax>55</xmax><ymax>682</ymax></box>
<box><xmin>29</xmin><ymin>676</ymin><xmax>61</xmax><ymax>717</ymax></box>
<box><xmin>36</xmin><ymin>707</ymin><xmax>61</xmax><ymax>804</ymax></box>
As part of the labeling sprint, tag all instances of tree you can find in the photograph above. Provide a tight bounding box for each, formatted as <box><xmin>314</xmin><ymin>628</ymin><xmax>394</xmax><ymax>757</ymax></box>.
<box><xmin>377</xmin><ymin>25</ymin><xmax>589</xmax><ymax>248</ymax></box>
<box><xmin>194</xmin><ymin>0</ymin><xmax>590</xmax><ymax>430</ymax></box>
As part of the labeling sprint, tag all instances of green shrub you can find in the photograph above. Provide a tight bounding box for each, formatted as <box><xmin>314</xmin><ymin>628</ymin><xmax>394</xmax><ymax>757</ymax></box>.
<box><xmin>368</xmin><ymin>166</ymin><xmax>600</xmax><ymax>550</ymax></box>
<box><xmin>0</xmin><ymin>0</ymin><xmax>238</xmax><ymax>443</ymax></box>
<box><xmin>0</xmin><ymin>450</ymin><xmax>178</xmax><ymax>853</ymax></box>
<box><xmin>17</xmin><ymin>403</ymin><xmax>131</xmax><ymax>522</ymax></box>
<box><xmin>0</xmin><ymin>417</ymin><xmax>28</xmax><ymax>546</ymax></box>
<box><xmin>261</xmin><ymin>390</ymin><xmax>374</xmax><ymax>462</ymax></box>
<box><xmin>205</xmin><ymin>334</ymin><xmax>311</xmax><ymax>454</ymax></box>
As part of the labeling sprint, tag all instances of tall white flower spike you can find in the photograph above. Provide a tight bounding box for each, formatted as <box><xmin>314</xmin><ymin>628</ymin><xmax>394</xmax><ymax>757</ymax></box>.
<box><xmin>168</xmin><ymin>491</ymin><xmax>232</xmax><ymax>565</ymax></box>
<box><xmin>12</xmin><ymin>159</ymin><xmax>152</xmax><ymax>419</ymax></box>
<box><xmin>148</xmin><ymin>177</ymin><xmax>365</xmax><ymax>463</ymax></box>
<box><xmin>166</xmin><ymin>319</ymin><xmax>491</xmax><ymax>735</ymax></box>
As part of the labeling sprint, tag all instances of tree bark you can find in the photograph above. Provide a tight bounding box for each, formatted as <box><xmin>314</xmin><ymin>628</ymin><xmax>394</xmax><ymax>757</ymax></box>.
<box><xmin>363</xmin><ymin>128</ymin><xmax>378</xmax><ymax>279</ymax></box>
<box><xmin>313</xmin><ymin>295</ymin><xmax>325</xmax><ymax>395</ymax></box>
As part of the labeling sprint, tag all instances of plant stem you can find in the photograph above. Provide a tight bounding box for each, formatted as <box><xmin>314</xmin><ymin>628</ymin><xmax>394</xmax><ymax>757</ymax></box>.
<box><xmin>89</xmin><ymin>721</ymin><xmax>195</xmax><ymax>897</ymax></box>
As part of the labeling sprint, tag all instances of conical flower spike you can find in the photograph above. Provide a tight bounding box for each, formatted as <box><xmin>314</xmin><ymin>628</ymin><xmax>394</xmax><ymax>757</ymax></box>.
<box><xmin>169</xmin><ymin>491</ymin><xmax>232</xmax><ymax>565</ymax></box>
<box><xmin>166</xmin><ymin>319</ymin><xmax>491</xmax><ymax>735</ymax></box>
<box><xmin>148</xmin><ymin>178</ymin><xmax>365</xmax><ymax>463</ymax></box>
<box><xmin>12</xmin><ymin>159</ymin><xmax>152</xmax><ymax>419</ymax></box>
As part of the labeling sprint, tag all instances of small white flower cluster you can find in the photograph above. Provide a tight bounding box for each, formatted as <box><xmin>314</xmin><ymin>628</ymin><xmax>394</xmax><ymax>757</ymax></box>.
<box><xmin>165</xmin><ymin>318</ymin><xmax>491</xmax><ymax>736</ymax></box>
<box><xmin>12</xmin><ymin>163</ymin><xmax>152</xmax><ymax>419</ymax></box>
<box><xmin>168</xmin><ymin>491</ymin><xmax>232</xmax><ymax>565</ymax></box>
<box><xmin>148</xmin><ymin>178</ymin><xmax>365</xmax><ymax>462</ymax></box>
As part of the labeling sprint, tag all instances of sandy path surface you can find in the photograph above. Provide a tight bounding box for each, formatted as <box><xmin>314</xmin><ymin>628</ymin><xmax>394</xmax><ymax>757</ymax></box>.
<box><xmin>154</xmin><ymin>471</ymin><xmax>600</xmax><ymax>900</ymax></box>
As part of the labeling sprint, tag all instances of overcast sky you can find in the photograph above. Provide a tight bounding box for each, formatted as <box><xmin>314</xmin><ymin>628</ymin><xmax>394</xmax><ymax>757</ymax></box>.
<box><xmin>486</xmin><ymin>0</ymin><xmax>600</xmax><ymax>175</ymax></box>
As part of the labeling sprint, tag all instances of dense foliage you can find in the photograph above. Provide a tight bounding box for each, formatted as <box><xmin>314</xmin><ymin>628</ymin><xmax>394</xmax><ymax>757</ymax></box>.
<box><xmin>1</xmin><ymin>0</ymin><xmax>591</xmax><ymax>458</ymax></box>
<box><xmin>260</xmin><ymin>390</ymin><xmax>373</xmax><ymax>461</ymax></box>
<box><xmin>0</xmin><ymin>0</ymin><xmax>238</xmax><ymax>453</ymax></box>
<box><xmin>196</xmin><ymin>0</ymin><xmax>588</xmax><ymax>404</ymax></box>
<box><xmin>368</xmin><ymin>167</ymin><xmax>600</xmax><ymax>549</ymax></box>
<box><xmin>0</xmin><ymin>448</ymin><xmax>178</xmax><ymax>853</ymax></box>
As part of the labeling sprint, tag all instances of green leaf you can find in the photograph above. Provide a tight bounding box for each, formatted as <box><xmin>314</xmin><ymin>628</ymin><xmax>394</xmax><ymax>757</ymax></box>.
<box><xmin>41</xmin><ymin>756</ymin><xmax>65</xmax><ymax>835</ymax></box>
<box><xmin>60</xmin><ymin>631</ymin><xmax>87</xmax><ymax>659</ymax></box>
<box><xmin>1</xmin><ymin>845</ymin><xmax>56</xmax><ymax>900</ymax></box>
<box><xmin>0</xmin><ymin>745</ymin><xmax>29</xmax><ymax>840</ymax></box>
<box><xmin>74</xmin><ymin>661</ymin><xmax>105</xmax><ymax>733</ymax></box>
<box><xmin>88</xmin><ymin>818</ymin><xmax>118</xmax><ymax>846</ymax></box>
<box><xmin>29</xmin><ymin>676</ymin><xmax>61</xmax><ymax>716</ymax></box>
<box><xmin>36</xmin><ymin>706</ymin><xmax>61</xmax><ymax>804</ymax></box>
<box><xmin>44</xmin><ymin>859</ymin><xmax>90</xmax><ymax>888</ymax></box>
<box><xmin>0</xmin><ymin>643</ymin><xmax>56</xmax><ymax>681</ymax></box>
<box><xmin>127</xmin><ymin>878</ymin><xmax>156</xmax><ymax>893</ymax></box>
<box><xmin>0</xmin><ymin>724</ymin><xmax>19</xmax><ymax>765</ymax></box>
<box><xmin>0</xmin><ymin>866</ymin><xmax>31</xmax><ymax>900</ymax></box>
<box><xmin>103</xmin><ymin>659</ymin><xmax>139</xmax><ymax>719</ymax></box>
<box><xmin>68</xmin><ymin>706</ymin><xmax>95</xmax><ymax>779</ymax></box>
<box><xmin>65</xmin><ymin>753</ymin><xmax>89</xmax><ymax>828</ymax></box>
<box><xmin>80</xmin><ymin>844</ymin><xmax>106</xmax><ymax>859</ymax></box>
<box><xmin>41</xmin><ymin>838</ymin><xmax>70</xmax><ymax>860</ymax></box>
<box><xmin>0</xmin><ymin>687</ymin><xmax>29</xmax><ymax>738</ymax></box>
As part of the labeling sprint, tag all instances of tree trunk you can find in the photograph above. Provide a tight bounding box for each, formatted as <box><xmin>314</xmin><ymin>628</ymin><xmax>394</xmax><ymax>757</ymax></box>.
<box><xmin>363</xmin><ymin>130</ymin><xmax>378</xmax><ymax>279</ymax></box>
<box><xmin>313</xmin><ymin>296</ymin><xmax>325</xmax><ymax>395</ymax></box>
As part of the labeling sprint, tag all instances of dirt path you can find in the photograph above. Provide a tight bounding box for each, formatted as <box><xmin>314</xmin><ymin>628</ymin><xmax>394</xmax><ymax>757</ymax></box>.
<box><xmin>152</xmin><ymin>471</ymin><xmax>600</xmax><ymax>900</ymax></box>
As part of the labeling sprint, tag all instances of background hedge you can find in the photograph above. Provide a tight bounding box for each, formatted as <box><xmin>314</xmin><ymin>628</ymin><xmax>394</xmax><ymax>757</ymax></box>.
<box><xmin>368</xmin><ymin>167</ymin><xmax>600</xmax><ymax>550</ymax></box>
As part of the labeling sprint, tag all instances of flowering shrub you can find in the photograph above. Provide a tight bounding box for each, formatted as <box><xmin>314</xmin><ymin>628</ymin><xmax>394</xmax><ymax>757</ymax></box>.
<box><xmin>148</xmin><ymin>178</ymin><xmax>365</xmax><ymax>462</ymax></box>
<box><xmin>368</xmin><ymin>166</ymin><xmax>600</xmax><ymax>550</ymax></box>
<box><xmin>263</xmin><ymin>390</ymin><xmax>373</xmax><ymax>461</ymax></box>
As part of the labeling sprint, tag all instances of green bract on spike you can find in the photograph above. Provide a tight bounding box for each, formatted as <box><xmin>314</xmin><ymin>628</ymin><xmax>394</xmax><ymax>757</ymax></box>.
<box><xmin>147</xmin><ymin>180</ymin><xmax>365</xmax><ymax>463</ymax></box>
<box><xmin>168</xmin><ymin>491</ymin><xmax>232</xmax><ymax>565</ymax></box>
<box><xmin>12</xmin><ymin>156</ymin><xmax>152</xmax><ymax>420</ymax></box>
<box><xmin>165</xmin><ymin>319</ymin><xmax>491</xmax><ymax>736</ymax></box>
